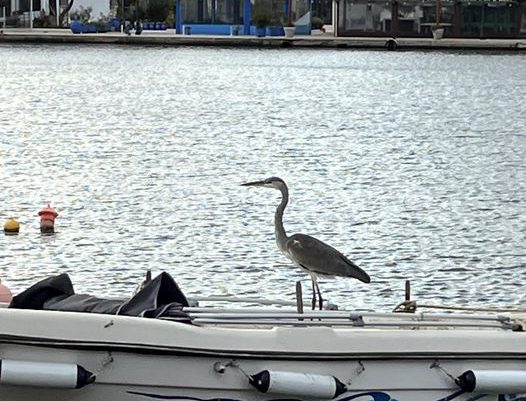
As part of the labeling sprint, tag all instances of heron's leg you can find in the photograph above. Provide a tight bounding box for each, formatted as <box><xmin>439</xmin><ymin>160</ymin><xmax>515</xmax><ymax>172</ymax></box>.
<box><xmin>311</xmin><ymin>277</ymin><xmax>317</xmax><ymax>310</ymax></box>
<box><xmin>315</xmin><ymin>282</ymin><xmax>323</xmax><ymax>310</ymax></box>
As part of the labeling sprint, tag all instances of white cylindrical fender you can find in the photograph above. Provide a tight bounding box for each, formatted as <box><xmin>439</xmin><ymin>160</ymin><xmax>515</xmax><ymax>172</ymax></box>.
<box><xmin>249</xmin><ymin>370</ymin><xmax>347</xmax><ymax>399</ymax></box>
<box><xmin>456</xmin><ymin>370</ymin><xmax>526</xmax><ymax>393</ymax></box>
<box><xmin>0</xmin><ymin>360</ymin><xmax>95</xmax><ymax>389</ymax></box>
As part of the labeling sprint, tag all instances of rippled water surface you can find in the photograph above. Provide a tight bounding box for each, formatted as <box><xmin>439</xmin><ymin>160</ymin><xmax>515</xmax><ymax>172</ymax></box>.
<box><xmin>1</xmin><ymin>44</ymin><xmax>525</xmax><ymax>310</ymax></box>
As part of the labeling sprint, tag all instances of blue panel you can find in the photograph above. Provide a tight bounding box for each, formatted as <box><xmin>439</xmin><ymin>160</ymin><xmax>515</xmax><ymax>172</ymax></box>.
<box><xmin>243</xmin><ymin>0</ymin><xmax>251</xmax><ymax>35</ymax></box>
<box><xmin>175</xmin><ymin>0</ymin><xmax>182</xmax><ymax>34</ymax></box>
<box><xmin>294</xmin><ymin>10</ymin><xmax>312</xmax><ymax>35</ymax></box>
<box><xmin>182</xmin><ymin>24</ymin><xmax>241</xmax><ymax>35</ymax></box>
<box><xmin>70</xmin><ymin>20</ymin><xmax>82</xmax><ymax>33</ymax></box>
<box><xmin>267</xmin><ymin>26</ymin><xmax>284</xmax><ymax>36</ymax></box>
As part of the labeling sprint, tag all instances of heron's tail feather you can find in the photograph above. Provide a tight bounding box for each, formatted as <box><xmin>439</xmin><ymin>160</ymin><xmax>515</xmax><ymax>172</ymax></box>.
<box><xmin>339</xmin><ymin>255</ymin><xmax>371</xmax><ymax>283</ymax></box>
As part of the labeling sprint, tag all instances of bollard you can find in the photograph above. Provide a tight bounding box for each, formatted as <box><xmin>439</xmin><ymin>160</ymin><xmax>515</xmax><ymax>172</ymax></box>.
<box><xmin>3</xmin><ymin>217</ymin><xmax>20</xmax><ymax>235</ymax></box>
<box><xmin>38</xmin><ymin>203</ymin><xmax>58</xmax><ymax>234</ymax></box>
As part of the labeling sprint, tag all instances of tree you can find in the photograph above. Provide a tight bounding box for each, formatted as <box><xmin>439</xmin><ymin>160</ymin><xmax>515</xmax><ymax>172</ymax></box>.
<box><xmin>49</xmin><ymin>0</ymin><xmax>76</xmax><ymax>27</ymax></box>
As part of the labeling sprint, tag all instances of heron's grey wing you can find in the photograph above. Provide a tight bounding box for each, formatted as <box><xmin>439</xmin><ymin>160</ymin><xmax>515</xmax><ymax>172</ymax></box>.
<box><xmin>285</xmin><ymin>234</ymin><xmax>370</xmax><ymax>283</ymax></box>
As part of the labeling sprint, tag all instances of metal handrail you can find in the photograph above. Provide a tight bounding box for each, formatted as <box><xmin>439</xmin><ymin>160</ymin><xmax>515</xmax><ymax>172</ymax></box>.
<box><xmin>185</xmin><ymin>308</ymin><xmax>510</xmax><ymax>321</ymax></box>
<box><xmin>190</xmin><ymin>318</ymin><xmax>507</xmax><ymax>328</ymax></box>
<box><xmin>182</xmin><ymin>306</ymin><xmax>518</xmax><ymax>330</ymax></box>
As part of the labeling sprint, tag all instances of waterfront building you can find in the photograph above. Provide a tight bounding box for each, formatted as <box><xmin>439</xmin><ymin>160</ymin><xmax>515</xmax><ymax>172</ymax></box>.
<box><xmin>175</xmin><ymin>0</ymin><xmax>312</xmax><ymax>34</ymax></box>
<box><xmin>1</xmin><ymin>0</ymin><xmax>314</xmax><ymax>33</ymax></box>
<box><xmin>1</xmin><ymin>0</ymin><xmax>76</xmax><ymax>26</ymax></box>
<box><xmin>3</xmin><ymin>0</ymin><xmax>524</xmax><ymax>38</ymax></box>
<box><xmin>333</xmin><ymin>0</ymin><xmax>526</xmax><ymax>38</ymax></box>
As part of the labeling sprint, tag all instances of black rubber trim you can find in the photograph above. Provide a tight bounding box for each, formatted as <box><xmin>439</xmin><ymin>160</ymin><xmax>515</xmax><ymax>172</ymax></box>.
<box><xmin>1</xmin><ymin>335</ymin><xmax>526</xmax><ymax>361</ymax></box>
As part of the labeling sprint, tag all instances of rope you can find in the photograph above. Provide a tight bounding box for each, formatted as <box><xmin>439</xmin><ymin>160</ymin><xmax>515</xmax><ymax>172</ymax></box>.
<box><xmin>226</xmin><ymin>360</ymin><xmax>251</xmax><ymax>380</ymax></box>
<box><xmin>393</xmin><ymin>300</ymin><xmax>526</xmax><ymax>314</ymax></box>
<box><xmin>430</xmin><ymin>360</ymin><xmax>458</xmax><ymax>383</ymax></box>
<box><xmin>392</xmin><ymin>300</ymin><xmax>417</xmax><ymax>313</ymax></box>
<box><xmin>418</xmin><ymin>303</ymin><xmax>526</xmax><ymax>313</ymax></box>
<box><xmin>91</xmin><ymin>352</ymin><xmax>114</xmax><ymax>380</ymax></box>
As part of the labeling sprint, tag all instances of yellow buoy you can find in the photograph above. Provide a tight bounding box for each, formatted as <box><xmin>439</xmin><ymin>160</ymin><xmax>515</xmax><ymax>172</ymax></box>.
<box><xmin>4</xmin><ymin>218</ymin><xmax>20</xmax><ymax>234</ymax></box>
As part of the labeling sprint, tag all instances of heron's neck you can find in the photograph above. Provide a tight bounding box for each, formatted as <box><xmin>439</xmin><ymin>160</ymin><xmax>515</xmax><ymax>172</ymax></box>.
<box><xmin>275</xmin><ymin>186</ymin><xmax>289</xmax><ymax>251</ymax></box>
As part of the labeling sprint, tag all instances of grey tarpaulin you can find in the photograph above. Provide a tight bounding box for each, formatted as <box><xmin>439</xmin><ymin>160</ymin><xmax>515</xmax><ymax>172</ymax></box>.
<box><xmin>9</xmin><ymin>272</ymin><xmax>190</xmax><ymax>322</ymax></box>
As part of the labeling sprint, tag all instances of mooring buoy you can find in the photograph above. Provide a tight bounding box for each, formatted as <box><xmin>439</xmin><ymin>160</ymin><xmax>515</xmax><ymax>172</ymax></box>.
<box><xmin>38</xmin><ymin>203</ymin><xmax>58</xmax><ymax>234</ymax></box>
<box><xmin>3</xmin><ymin>217</ymin><xmax>20</xmax><ymax>235</ymax></box>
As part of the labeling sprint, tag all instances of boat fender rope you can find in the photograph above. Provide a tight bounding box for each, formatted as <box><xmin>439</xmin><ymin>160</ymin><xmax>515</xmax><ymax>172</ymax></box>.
<box><xmin>91</xmin><ymin>352</ymin><xmax>114</xmax><ymax>381</ymax></box>
<box><xmin>430</xmin><ymin>360</ymin><xmax>457</xmax><ymax>383</ymax></box>
<box><xmin>213</xmin><ymin>360</ymin><xmax>251</xmax><ymax>381</ymax></box>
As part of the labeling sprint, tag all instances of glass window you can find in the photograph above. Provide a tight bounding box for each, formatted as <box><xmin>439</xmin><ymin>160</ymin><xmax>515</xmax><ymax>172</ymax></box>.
<box><xmin>521</xmin><ymin>2</ymin><xmax>526</xmax><ymax>33</ymax></box>
<box><xmin>397</xmin><ymin>1</ymin><xmax>455</xmax><ymax>35</ymax></box>
<box><xmin>419</xmin><ymin>1</ymin><xmax>454</xmax><ymax>35</ymax></box>
<box><xmin>183</xmin><ymin>0</ymin><xmax>243</xmax><ymax>24</ymax></box>
<box><xmin>398</xmin><ymin>2</ymin><xmax>423</xmax><ymax>34</ymax></box>
<box><xmin>483</xmin><ymin>3</ymin><xmax>514</xmax><ymax>34</ymax></box>
<box><xmin>267</xmin><ymin>0</ymin><xmax>287</xmax><ymax>25</ymax></box>
<box><xmin>181</xmin><ymin>0</ymin><xmax>203</xmax><ymax>23</ymax></box>
<box><xmin>460</xmin><ymin>2</ymin><xmax>513</xmax><ymax>36</ymax></box>
<box><xmin>343</xmin><ymin>0</ymin><xmax>392</xmax><ymax>33</ymax></box>
<box><xmin>295</xmin><ymin>0</ymin><xmax>311</xmax><ymax>20</ymax></box>
<box><xmin>215</xmin><ymin>0</ymin><xmax>242</xmax><ymax>23</ymax></box>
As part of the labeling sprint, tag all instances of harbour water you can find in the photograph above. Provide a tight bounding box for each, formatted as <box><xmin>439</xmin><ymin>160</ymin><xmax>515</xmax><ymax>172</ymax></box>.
<box><xmin>1</xmin><ymin>44</ymin><xmax>525</xmax><ymax>310</ymax></box>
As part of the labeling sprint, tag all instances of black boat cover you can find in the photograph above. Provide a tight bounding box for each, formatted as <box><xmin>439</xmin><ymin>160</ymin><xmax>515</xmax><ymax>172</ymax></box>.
<box><xmin>9</xmin><ymin>272</ymin><xmax>191</xmax><ymax>322</ymax></box>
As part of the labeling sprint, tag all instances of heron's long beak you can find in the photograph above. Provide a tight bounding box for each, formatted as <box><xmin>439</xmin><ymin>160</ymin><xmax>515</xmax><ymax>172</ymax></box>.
<box><xmin>241</xmin><ymin>180</ymin><xmax>265</xmax><ymax>187</ymax></box>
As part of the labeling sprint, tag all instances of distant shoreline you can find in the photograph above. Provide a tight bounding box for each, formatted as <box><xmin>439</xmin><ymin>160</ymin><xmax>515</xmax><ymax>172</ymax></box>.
<box><xmin>1</xmin><ymin>29</ymin><xmax>525</xmax><ymax>51</ymax></box>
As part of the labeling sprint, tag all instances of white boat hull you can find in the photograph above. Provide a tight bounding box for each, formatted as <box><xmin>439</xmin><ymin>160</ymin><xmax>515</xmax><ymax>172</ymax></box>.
<box><xmin>1</xmin><ymin>348</ymin><xmax>524</xmax><ymax>401</ymax></box>
<box><xmin>0</xmin><ymin>308</ymin><xmax>525</xmax><ymax>401</ymax></box>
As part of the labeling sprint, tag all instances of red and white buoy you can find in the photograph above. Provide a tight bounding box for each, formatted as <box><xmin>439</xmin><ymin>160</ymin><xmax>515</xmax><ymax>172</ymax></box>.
<box><xmin>0</xmin><ymin>279</ymin><xmax>13</xmax><ymax>303</ymax></box>
<box><xmin>38</xmin><ymin>203</ymin><xmax>58</xmax><ymax>234</ymax></box>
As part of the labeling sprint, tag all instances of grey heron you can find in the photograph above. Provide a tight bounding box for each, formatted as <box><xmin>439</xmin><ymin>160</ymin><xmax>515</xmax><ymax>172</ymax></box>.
<box><xmin>241</xmin><ymin>177</ymin><xmax>371</xmax><ymax>310</ymax></box>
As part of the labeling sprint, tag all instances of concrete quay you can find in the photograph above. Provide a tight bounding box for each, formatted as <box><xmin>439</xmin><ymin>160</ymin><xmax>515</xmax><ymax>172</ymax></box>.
<box><xmin>1</xmin><ymin>28</ymin><xmax>525</xmax><ymax>51</ymax></box>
